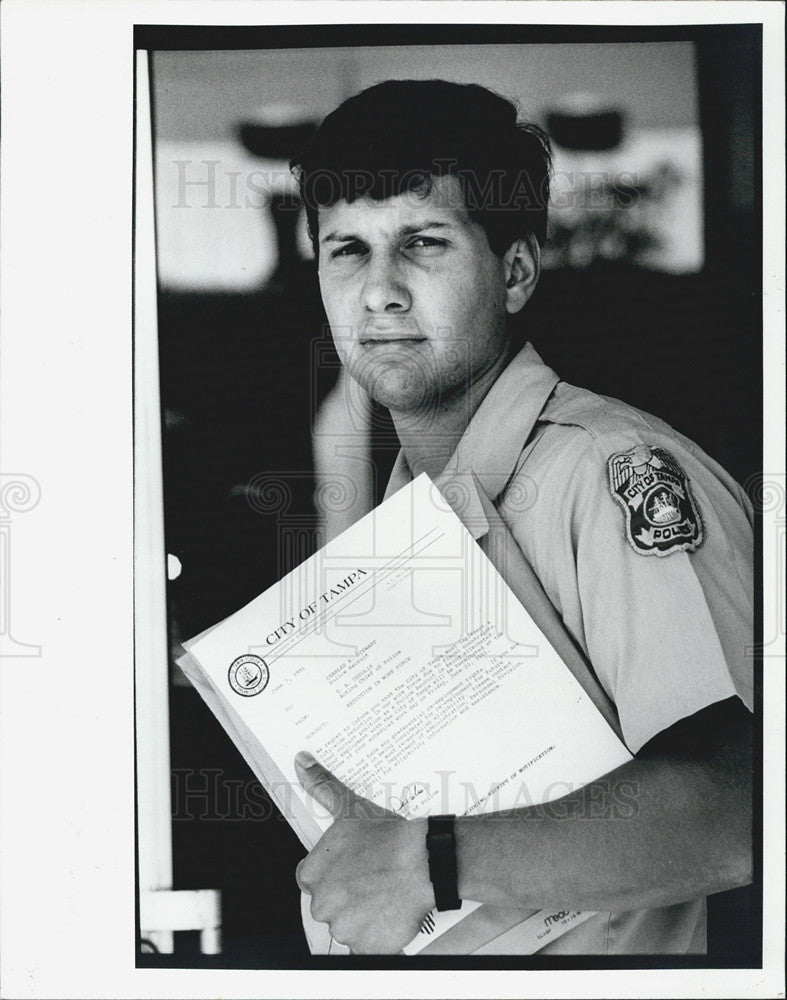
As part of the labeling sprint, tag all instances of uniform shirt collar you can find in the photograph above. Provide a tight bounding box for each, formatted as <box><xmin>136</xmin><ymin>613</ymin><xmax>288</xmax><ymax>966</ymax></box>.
<box><xmin>383</xmin><ymin>343</ymin><xmax>560</xmax><ymax>534</ymax></box>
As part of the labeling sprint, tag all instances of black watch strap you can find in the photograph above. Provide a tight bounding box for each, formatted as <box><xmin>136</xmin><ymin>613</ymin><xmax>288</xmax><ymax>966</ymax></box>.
<box><xmin>426</xmin><ymin>815</ymin><xmax>462</xmax><ymax>911</ymax></box>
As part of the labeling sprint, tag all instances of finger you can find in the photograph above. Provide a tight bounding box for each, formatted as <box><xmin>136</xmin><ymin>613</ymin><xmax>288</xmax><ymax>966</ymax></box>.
<box><xmin>294</xmin><ymin>752</ymin><xmax>354</xmax><ymax>818</ymax></box>
<box><xmin>327</xmin><ymin>918</ymin><xmax>352</xmax><ymax>949</ymax></box>
<box><xmin>310</xmin><ymin>895</ymin><xmax>332</xmax><ymax>924</ymax></box>
<box><xmin>294</xmin><ymin>752</ymin><xmax>392</xmax><ymax>819</ymax></box>
<box><xmin>295</xmin><ymin>858</ymin><xmax>310</xmax><ymax>892</ymax></box>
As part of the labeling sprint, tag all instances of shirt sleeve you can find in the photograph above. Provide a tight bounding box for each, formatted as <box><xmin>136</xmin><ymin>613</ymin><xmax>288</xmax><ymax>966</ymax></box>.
<box><xmin>517</xmin><ymin>424</ymin><xmax>754</xmax><ymax>755</ymax></box>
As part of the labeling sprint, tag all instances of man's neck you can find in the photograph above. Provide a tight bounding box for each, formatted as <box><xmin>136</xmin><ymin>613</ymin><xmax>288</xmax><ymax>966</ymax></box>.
<box><xmin>389</xmin><ymin>348</ymin><xmax>513</xmax><ymax>481</ymax></box>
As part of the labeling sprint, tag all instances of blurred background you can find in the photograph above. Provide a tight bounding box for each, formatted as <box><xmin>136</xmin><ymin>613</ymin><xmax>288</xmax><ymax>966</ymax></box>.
<box><xmin>147</xmin><ymin>30</ymin><xmax>760</xmax><ymax>964</ymax></box>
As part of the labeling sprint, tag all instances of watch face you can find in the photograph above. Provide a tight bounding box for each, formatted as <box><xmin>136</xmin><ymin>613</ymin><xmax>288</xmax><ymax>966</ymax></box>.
<box><xmin>427</xmin><ymin>816</ymin><xmax>461</xmax><ymax>911</ymax></box>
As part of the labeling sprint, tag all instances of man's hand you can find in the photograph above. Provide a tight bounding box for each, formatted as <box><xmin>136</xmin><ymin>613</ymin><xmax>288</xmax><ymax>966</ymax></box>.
<box><xmin>294</xmin><ymin>752</ymin><xmax>435</xmax><ymax>954</ymax></box>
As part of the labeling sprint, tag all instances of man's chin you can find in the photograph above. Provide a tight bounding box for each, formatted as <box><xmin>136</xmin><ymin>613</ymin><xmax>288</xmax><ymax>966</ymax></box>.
<box><xmin>347</xmin><ymin>360</ymin><xmax>438</xmax><ymax>417</ymax></box>
<box><xmin>357</xmin><ymin>374</ymin><xmax>438</xmax><ymax>418</ymax></box>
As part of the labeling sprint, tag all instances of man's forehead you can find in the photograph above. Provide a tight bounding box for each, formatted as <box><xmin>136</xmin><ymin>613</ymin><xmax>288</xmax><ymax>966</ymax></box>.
<box><xmin>317</xmin><ymin>174</ymin><xmax>471</xmax><ymax>238</ymax></box>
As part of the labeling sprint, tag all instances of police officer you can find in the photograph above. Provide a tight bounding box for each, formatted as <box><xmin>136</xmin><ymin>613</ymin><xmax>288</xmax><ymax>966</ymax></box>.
<box><xmin>290</xmin><ymin>80</ymin><xmax>753</xmax><ymax>955</ymax></box>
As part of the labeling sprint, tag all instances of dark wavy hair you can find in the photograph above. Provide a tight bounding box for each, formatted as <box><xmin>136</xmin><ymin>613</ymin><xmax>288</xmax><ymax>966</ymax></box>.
<box><xmin>291</xmin><ymin>79</ymin><xmax>552</xmax><ymax>258</ymax></box>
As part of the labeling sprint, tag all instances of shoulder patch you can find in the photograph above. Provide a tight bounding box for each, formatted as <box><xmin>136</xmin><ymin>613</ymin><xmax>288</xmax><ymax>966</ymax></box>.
<box><xmin>606</xmin><ymin>445</ymin><xmax>704</xmax><ymax>556</ymax></box>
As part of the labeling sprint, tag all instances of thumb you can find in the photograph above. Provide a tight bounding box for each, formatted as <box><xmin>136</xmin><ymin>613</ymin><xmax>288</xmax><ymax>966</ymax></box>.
<box><xmin>294</xmin><ymin>751</ymin><xmax>384</xmax><ymax>819</ymax></box>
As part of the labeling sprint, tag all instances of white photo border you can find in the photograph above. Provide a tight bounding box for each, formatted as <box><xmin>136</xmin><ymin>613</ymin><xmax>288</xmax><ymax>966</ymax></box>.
<box><xmin>0</xmin><ymin>2</ymin><xmax>783</xmax><ymax>999</ymax></box>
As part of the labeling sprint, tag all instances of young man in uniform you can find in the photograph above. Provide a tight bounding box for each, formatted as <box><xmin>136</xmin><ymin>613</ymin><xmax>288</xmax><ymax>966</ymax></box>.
<box><xmin>289</xmin><ymin>80</ymin><xmax>753</xmax><ymax>955</ymax></box>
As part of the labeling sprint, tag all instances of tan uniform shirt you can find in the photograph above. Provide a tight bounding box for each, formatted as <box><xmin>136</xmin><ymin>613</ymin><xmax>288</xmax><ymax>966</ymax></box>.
<box><xmin>383</xmin><ymin>342</ymin><xmax>753</xmax><ymax>954</ymax></box>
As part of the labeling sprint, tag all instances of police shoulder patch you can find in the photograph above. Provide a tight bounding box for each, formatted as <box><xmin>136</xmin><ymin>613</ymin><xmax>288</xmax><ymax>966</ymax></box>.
<box><xmin>606</xmin><ymin>444</ymin><xmax>704</xmax><ymax>556</ymax></box>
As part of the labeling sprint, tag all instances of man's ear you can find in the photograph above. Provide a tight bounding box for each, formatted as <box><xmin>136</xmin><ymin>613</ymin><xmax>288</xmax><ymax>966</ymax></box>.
<box><xmin>503</xmin><ymin>234</ymin><xmax>540</xmax><ymax>314</ymax></box>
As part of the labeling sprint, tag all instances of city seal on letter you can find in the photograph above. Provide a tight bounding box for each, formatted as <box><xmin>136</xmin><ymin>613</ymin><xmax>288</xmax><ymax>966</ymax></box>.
<box><xmin>607</xmin><ymin>445</ymin><xmax>704</xmax><ymax>557</ymax></box>
<box><xmin>228</xmin><ymin>653</ymin><xmax>269</xmax><ymax>696</ymax></box>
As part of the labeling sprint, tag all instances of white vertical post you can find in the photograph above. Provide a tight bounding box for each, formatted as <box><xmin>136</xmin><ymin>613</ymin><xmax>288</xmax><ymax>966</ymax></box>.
<box><xmin>133</xmin><ymin>48</ymin><xmax>174</xmax><ymax>955</ymax></box>
<box><xmin>134</xmin><ymin>48</ymin><xmax>222</xmax><ymax>956</ymax></box>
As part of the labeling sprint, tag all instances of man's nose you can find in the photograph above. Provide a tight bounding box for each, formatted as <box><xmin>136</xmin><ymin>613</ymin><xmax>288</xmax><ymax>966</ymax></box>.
<box><xmin>361</xmin><ymin>250</ymin><xmax>411</xmax><ymax>313</ymax></box>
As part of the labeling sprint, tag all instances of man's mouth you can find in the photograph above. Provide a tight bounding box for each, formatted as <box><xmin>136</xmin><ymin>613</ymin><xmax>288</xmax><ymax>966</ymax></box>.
<box><xmin>359</xmin><ymin>320</ymin><xmax>427</xmax><ymax>344</ymax></box>
<box><xmin>359</xmin><ymin>331</ymin><xmax>427</xmax><ymax>345</ymax></box>
<box><xmin>360</xmin><ymin>337</ymin><xmax>427</xmax><ymax>344</ymax></box>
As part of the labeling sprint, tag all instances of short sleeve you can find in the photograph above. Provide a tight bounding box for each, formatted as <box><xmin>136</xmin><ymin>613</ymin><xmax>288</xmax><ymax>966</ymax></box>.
<box><xmin>577</xmin><ymin>434</ymin><xmax>752</xmax><ymax>752</ymax></box>
<box><xmin>509</xmin><ymin>424</ymin><xmax>754</xmax><ymax>755</ymax></box>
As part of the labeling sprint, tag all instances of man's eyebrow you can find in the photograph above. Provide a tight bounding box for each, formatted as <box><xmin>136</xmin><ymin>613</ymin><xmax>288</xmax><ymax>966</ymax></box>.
<box><xmin>321</xmin><ymin>221</ymin><xmax>455</xmax><ymax>244</ymax></box>
<box><xmin>398</xmin><ymin>221</ymin><xmax>454</xmax><ymax>235</ymax></box>
<box><xmin>321</xmin><ymin>231</ymin><xmax>360</xmax><ymax>244</ymax></box>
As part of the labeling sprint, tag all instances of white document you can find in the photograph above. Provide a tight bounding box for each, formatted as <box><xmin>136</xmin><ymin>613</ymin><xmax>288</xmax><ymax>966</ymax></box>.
<box><xmin>180</xmin><ymin>473</ymin><xmax>631</xmax><ymax>954</ymax></box>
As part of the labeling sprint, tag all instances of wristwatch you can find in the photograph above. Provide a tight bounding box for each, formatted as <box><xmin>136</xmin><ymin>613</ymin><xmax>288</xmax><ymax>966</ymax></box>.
<box><xmin>426</xmin><ymin>815</ymin><xmax>462</xmax><ymax>911</ymax></box>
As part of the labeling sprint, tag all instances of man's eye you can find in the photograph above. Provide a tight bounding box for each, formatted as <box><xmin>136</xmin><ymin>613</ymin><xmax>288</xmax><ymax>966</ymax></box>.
<box><xmin>406</xmin><ymin>236</ymin><xmax>446</xmax><ymax>250</ymax></box>
<box><xmin>332</xmin><ymin>242</ymin><xmax>367</xmax><ymax>258</ymax></box>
